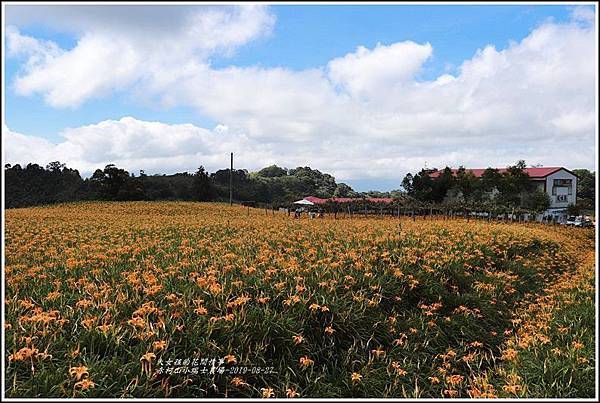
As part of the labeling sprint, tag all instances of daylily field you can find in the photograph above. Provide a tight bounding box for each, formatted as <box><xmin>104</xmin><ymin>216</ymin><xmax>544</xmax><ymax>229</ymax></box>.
<box><xmin>4</xmin><ymin>202</ymin><xmax>596</xmax><ymax>398</ymax></box>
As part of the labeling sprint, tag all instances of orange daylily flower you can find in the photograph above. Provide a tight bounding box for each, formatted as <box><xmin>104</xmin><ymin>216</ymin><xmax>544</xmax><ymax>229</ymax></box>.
<box><xmin>69</xmin><ymin>366</ymin><xmax>89</xmax><ymax>381</ymax></box>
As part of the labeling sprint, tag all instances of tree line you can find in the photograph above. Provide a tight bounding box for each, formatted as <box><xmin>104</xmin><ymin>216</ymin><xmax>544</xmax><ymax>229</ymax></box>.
<box><xmin>4</xmin><ymin>161</ymin><xmax>595</xmax><ymax>215</ymax></box>
<box><xmin>4</xmin><ymin>162</ymin><xmax>375</xmax><ymax>208</ymax></box>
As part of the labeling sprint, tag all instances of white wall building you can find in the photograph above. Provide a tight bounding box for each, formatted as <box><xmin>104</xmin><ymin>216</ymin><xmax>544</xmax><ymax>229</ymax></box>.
<box><xmin>430</xmin><ymin>166</ymin><xmax>578</xmax><ymax>221</ymax></box>
<box><xmin>530</xmin><ymin>168</ymin><xmax>578</xmax><ymax>221</ymax></box>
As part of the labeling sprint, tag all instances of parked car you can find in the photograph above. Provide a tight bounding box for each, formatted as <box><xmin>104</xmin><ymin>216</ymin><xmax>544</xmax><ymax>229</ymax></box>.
<box><xmin>574</xmin><ymin>218</ymin><xmax>593</xmax><ymax>228</ymax></box>
<box><xmin>565</xmin><ymin>216</ymin><xmax>578</xmax><ymax>226</ymax></box>
<box><xmin>565</xmin><ymin>215</ymin><xmax>593</xmax><ymax>227</ymax></box>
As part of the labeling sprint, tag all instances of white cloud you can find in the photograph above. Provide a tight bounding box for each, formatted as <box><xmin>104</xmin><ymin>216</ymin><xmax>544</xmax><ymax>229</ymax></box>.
<box><xmin>550</xmin><ymin>111</ymin><xmax>596</xmax><ymax>134</ymax></box>
<box><xmin>570</xmin><ymin>5</ymin><xmax>595</xmax><ymax>24</ymax></box>
<box><xmin>6</xmin><ymin>5</ymin><xmax>275</xmax><ymax>107</ymax></box>
<box><xmin>3</xmin><ymin>126</ymin><xmax>58</xmax><ymax>165</ymax></box>
<box><xmin>4</xmin><ymin>6</ymin><xmax>597</xmax><ymax>185</ymax></box>
<box><xmin>3</xmin><ymin>117</ymin><xmax>272</xmax><ymax>175</ymax></box>
<box><xmin>327</xmin><ymin>41</ymin><xmax>433</xmax><ymax>99</ymax></box>
<box><xmin>6</xmin><ymin>26</ymin><xmax>63</xmax><ymax>62</ymax></box>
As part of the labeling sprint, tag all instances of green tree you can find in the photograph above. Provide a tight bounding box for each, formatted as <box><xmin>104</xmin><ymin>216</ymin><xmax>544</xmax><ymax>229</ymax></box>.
<box><xmin>455</xmin><ymin>167</ymin><xmax>478</xmax><ymax>201</ymax></box>
<box><xmin>431</xmin><ymin>167</ymin><xmax>456</xmax><ymax>203</ymax></box>
<box><xmin>88</xmin><ymin>164</ymin><xmax>145</xmax><ymax>200</ymax></box>
<box><xmin>566</xmin><ymin>203</ymin><xmax>581</xmax><ymax>216</ymax></box>
<box><xmin>46</xmin><ymin>161</ymin><xmax>66</xmax><ymax>172</ymax></box>
<box><xmin>333</xmin><ymin>183</ymin><xmax>356</xmax><ymax>197</ymax></box>
<box><xmin>401</xmin><ymin>173</ymin><xmax>414</xmax><ymax>194</ymax></box>
<box><xmin>522</xmin><ymin>190</ymin><xmax>551</xmax><ymax>213</ymax></box>
<box><xmin>497</xmin><ymin>161</ymin><xmax>533</xmax><ymax>207</ymax></box>
<box><xmin>5</xmin><ymin>162</ymin><xmax>85</xmax><ymax>207</ymax></box>
<box><xmin>193</xmin><ymin>166</ymin><xmax>213</xmax><ymax>201</ymax></box>
<box><xmin>402</xmin><ymin>169</ymin><xmax>436</xmax><ymax>201</ymax></box>
<box><xmin>389</xmin><ymin>189</ymin><xmax>406</xmax><ymax>198</ymax></box>
<box><xmin>480</xmin><ymin>168</ymin><xmax>503</xmax><ymax>192</ymax></box>
<box><xmin>573</xmin><ymin>169</ymin><xmax>594</xmax><ymax>199</ymax></box>
<box><xmin>257</xmin><ymin>165</ymin><xmax>288</xmax><ymax>177</ymax></box>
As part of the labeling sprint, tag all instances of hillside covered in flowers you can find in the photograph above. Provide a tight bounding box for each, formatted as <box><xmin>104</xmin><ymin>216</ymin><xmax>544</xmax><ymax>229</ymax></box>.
<box><xmin>4</xmin><ymin>202</ymin><xmax>595</xmax><ymax>398</ymax></box>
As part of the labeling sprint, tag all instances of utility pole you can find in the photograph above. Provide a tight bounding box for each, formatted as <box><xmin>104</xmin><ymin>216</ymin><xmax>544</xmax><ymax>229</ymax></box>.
<box><xmin>229</xmin><ymin>152</ymin><xmax>233</xmax><ymax>206</ymax></box>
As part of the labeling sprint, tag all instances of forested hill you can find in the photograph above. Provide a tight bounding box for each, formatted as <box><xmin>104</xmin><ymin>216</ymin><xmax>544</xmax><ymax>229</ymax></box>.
<box><xmin>4</xmin><ymin>162</ymin><xmax>401</xmax><ymax>208</ymax></box>
<box><xmin>4</xmin><ymin>162</ymin><xmax>594</xmax><ymax>213</ymax></box>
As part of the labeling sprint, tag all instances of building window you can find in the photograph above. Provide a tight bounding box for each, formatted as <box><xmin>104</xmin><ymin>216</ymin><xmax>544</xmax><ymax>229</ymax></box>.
<box><xmin>552</xmin><ymin>179</ymin><xmax>572</xmax><ymax>195</ymax></box>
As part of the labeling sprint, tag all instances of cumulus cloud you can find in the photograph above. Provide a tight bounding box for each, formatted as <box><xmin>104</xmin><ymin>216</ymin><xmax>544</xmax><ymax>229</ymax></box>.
<box><xmin>3</xmin><ymin>126</ymin><xmax>58</xmax><ymax>164</ymax></box>
<box><xmin>4</xmin><ymin>5</ymin><xmax>596</xmax><ymax>185</ymax></box>
<box><xmin>327</xmin><ymin>41</ymin><xmax>433</xmax><ymax>99</ymax></box>
<box><xmin>168</xmin><ymin>10</ymin><xmax>595</xmax><ymax>150</ymax></box>
<box><xmin>4</xmin><ymin>114</ymin><xmax>593</xmax><ymax>185</ymax></box>
<box><xmin>3</xmin><ymin>117</ymin><xmax>274</xmax><ymax>175</ymax></box>
<box><xmin>6</xmin><ymin>5</ymin><xmax>275</xmax><ymax>107</ymax></box>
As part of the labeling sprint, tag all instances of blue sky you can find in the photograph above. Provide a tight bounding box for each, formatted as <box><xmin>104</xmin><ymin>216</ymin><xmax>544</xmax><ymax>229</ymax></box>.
<box><xmin>3</xmin><ymin>4</ymin><xmax>596</xmax><ymax>191</ymax></box>
<box><xmin>216</xmin><ymin>5</ymin><xmax>573</xmax><ymax>72</ymax></box>
<box><xmin>4</xmin><ymin>4</ymin><xmax>577</xmax><ymax>138</ymax></box>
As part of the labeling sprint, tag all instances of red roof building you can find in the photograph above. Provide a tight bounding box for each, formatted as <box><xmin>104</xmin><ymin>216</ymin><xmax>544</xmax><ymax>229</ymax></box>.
<box><xmin>302</xmin><ymin>196</ymin><xmax>395</xmax><ymax>205</ymax></box>
<box><xmin>303</xmin><ymin>196</ymin><xmax>327</xmax><ymax>204</ymax></box>
<box><xmin>427</xmin><ymin>166</ymin><xmax>579</xmax><ymax>220</ymax></box>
